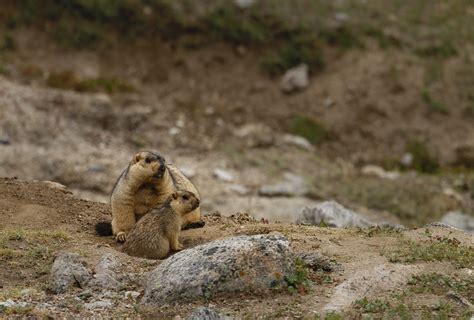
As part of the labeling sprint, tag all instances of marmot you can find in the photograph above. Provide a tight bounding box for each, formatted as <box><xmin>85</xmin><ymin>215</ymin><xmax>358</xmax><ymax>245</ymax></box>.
<box><xmin>123</xmin><ymin>190</ymin><xmax>200</xmax><ymax>259</ymax></box>
<box><xmin>95</xmin><ymin>151</ymin><xmax>204</xmax><ymax>242</ymax></box>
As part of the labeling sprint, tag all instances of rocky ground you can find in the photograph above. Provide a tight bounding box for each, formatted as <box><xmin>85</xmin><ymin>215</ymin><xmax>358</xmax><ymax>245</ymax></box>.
<box><xmin>0</xmin><ymin>178</ymin><xmax>472</xmax><ymax>318</ymax></box>
<box><xmin>0</xmin><ymin>1</ymin><xmax>474</xmax><ymax>318</ymax></box>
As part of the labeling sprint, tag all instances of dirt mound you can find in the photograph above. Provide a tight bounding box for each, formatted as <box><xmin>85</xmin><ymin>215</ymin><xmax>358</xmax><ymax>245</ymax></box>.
<box><xmin>0</xmin><ymin>177</ymin><xmax>110</xmax><ymax>232</ymax></box>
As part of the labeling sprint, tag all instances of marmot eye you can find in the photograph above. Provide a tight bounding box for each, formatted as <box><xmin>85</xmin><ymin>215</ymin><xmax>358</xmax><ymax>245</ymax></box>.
<box><xmin>182</xmin><ymin>195</ymin><xmax>189</xmax><ymax>201</ymax></box>
<box><xmin>145</xmin><ymin>158</ymin><xmax>151</xmax><ymax>163</ymax></box>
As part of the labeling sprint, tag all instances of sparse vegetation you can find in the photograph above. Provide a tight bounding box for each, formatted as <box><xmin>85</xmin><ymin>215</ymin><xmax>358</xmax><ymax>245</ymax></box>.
<box><xmin>283</xmin><ymin>258</ymin><xmax>311</xmax><ymax>294</ymax></box>
<box><xmin>408</xmin><ymin>273</ymin><xmax>473</xmax><ymax>297</ymax></box>
<box><xmin>384</xmin><ymin>236</ymin><xmax>474</xmax><ymax>269</ymax></box>
<box><xmin>421</xmin><ymin>89</ymin><xmax>449</xmax><ymax>115</ymax></box>
<box><xmin>406</xmin><ymin>140</ymin><xmax>440</xmax><ymax>174</ymax></box>
<box><xmin>290</xmin><ymin>116</ymin><xmax>328</xmax><ymax>144</ymax></box>
<box><xmin>46</xmin><ymin>70</ymin><xmax>134</xmax><ymax>93</ymax></box>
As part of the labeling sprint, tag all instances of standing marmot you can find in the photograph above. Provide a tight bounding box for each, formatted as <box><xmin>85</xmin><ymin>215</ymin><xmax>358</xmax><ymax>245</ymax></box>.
<box><xmin>95</xmin><ymin>151</ymin><xmax>204</xmax><ymax>242</ymax></box>
<box><xmin>123</xmin><ymin>190</ymin><xmax>200</xmax><ymax>259</ymax></box>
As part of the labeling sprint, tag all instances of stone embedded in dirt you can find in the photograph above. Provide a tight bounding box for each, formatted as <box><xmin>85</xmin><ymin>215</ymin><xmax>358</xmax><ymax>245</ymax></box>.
<box><xmin>280</xmin><ymin>134</ymin><xmax>313</xmax><ymax>151</ymax></box>
<box><xmin>441</xmin><ymin>211</ymin><xmax>474</xmax><ymax>234</ymax></box>
<box><xmin>280</xmin><ymin>64</ymin><xmax>309</xmax><ymax>93</ymax></box>
<box><xmin>49</xmin><ymin>252</ymin><xmax>92</xmax><ymax>294</ymax></box>
<box><xmin>297</xmin><ymin>201</ymin><xmax>372</xmax><ymax>228</ymax></box>
<box><xmin>41</xmin><ymin>180</ymin><xmax>68</xmax><ymax>190</ymax></box>
<box><xmin>361</xmin><ymin>165</ymin><xmax>400</xmax><ymax>180</ymax></box>
<box><xmin>187</xmin><ymin>307</ymin><xmax>231</xmax><ymax>320</ymax></box>
<box><xmin>84</xmin><ymin>299</ymin><xmax>113</xmax><ymax>310</ymax></box>
<box><xmin>297</xmin><ymin>251</ymin><xmax>342</xmax><ymax>272</ymax></box>
<box><xmin>124</xmin><ymin>291</ymin><xmax>141</xmax><ymax>300</ymax></box>
<box><xmin>142</xmin><ymin>234</ymin><xmax>295</xmax><ymax>305</ymax></box>
<box><xmin>88</xmin><ymin>253</ymin><xmax>123</xmax><ymax>290</ymax></box>
<box><xmin>225</xmin><ymin>184</ymin><xmax>251</xmax><ymax>196</ymax></box>
<box><xmin>324</xmin><ymin>264</ymin><xmax>421</xmax><ymax>312</ymax></box>
<box><xmin>259</xmin><ymin>173</ymin><xmax>308</xmax><ymax>197</ymax></box>
<box><xmin>400</xmin><ymin>152</ymin><xmax>413</xmax><ymax>166</ymax></box>
<box><xmin>0</xmin><ymin>299</ymin><xmax>28</xmax><ymax>312</ymax></box>
<box><xmin>213</xmin><ymin>168</ymin><xmax>234</xmax><ymax>182</ymax></box>
<box><xmin>0</xmin><ymin>137</ymin><xmax>10</xmax><ymax>145</ymax></box>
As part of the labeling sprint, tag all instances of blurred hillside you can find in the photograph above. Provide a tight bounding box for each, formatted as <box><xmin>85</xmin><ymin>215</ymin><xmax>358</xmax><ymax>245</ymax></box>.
<box><xmin>0</xmin><ymin>0</ymin><xmax>473</xmax><ymax>226</ymax></box>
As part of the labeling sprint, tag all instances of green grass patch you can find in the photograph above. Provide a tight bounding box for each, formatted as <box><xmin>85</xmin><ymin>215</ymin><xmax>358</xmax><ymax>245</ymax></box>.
<box><xmin>421</xmin><ymin>89</ymin><xmax>449</xmax><ymax>115</ymax></box>
<box><xmin>405</xmin><ymin>140</ymin><xmax>440</xmax><ymax>174</ymax></box>
<box><xmin>408</xmin><ymin>273</ymin><xmax>473</xmax><ymax>297</ymax></box>
<box><xmin>384</xmin><ymin>237</ymin><xmax>473</xmax><ymax>268</ymax></box>
<box><xmin>289</xmin><ymin>115</ymin><xmax>328</xmax><ymax>144</ymax></box>
<box><xmin>283</xmin><ymin>258</ymin><xmax>311</xmax><ymax>295</ymax></box>
<box><xmin>415</xmin><ymin>42</ymin><xmax>457</xmax><ymax>59</ymax></box>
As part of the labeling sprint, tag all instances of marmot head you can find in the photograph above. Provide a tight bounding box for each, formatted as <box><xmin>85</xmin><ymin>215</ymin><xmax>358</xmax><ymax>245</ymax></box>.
<box><xmin>170</xmin><ymin>190</ymin><xmax>200</xmax><ymax>215</ymax></box>
<box><xmin>130</xmin><ymin>151</ymin><xmax>166</xmax><ymax>179</ymax></box>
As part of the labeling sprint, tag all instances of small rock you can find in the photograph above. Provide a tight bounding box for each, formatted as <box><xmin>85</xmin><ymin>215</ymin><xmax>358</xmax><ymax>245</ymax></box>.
<box><xmin>87</xmin><ymin>164</ymin><xmax>106</xmax><ymax>173</ymax></box>
<box><xmin>442</xmin><ymin>188</ymin><xmax>463</xmax><ymax>202</ymax></box>
<box><xmin>49</xmin><ymin>252</ymin><xmax>91</xmax><ymax>294</ymax></box>
<box><xmin>259</xmin><ymin>173</ymin><xmax>308</xmax><ymax>197</ymax></box>
<box><xmin>226</xmin><ymin>184</ymin><xmax>250</xmax><ymax>196</ymax></box>
<box><xmin>169</xmin><ymin>127</ymin><xmax>181</xmax><ymax>136</ymax></box>
<box><xmin>280</xmin><ymin>134</ymin><xmax>313</xmax><ymax>151</ymax></box>
<box><xmin>187</xmin><ymin>307</ymin><xmax>231</xmax><ymax>320</ymax></box>
<box><xmin>400</xmin><ymin>153</ymin><xmax>413</xmax><ymax>166</ymax></box>
<box><xmin>124</xmin><ymin>291</ymin><xmax>141</xmax><ymax>300</ymax></box>
<box><xmin>441</xmin><ymin>211</ymin><xmax>474</xmax><ymax>234</ymax></box>
<box><xmin>89</xmin><ymin>253</ymin><xmax>122</xmax><ymax>290</ymax></box>
<box><xmin>42</xmin><ymin>181</ymin><xmax>68</xmax><ymax>190</ymax></box>
<box><xmin>0</xmin><ymin>137</ymin><xmax>10</xmax><ymax>145</ymax></box>
<box><xmin>361</xmin><ymin>165</ymin><xmax>399</xmax><ymax>180</ymax></box>
<box><xmin>322</xmin><ymin>98</ymin><xmax>334</xmax><ymax>108</ymax></box>
<box><xmin>280</xmin><ymin>64</ymin><xmax>309</xmax><ymax>93</ymax></box>
<box><xmin>84</xmin><ymin>299</ymin><xmax>113</xmax><ymax>310</ymax></box>
<box><xmin>334</xmin><ymin>12</ymin><xmax>349</xmax><ymax>22</ymax></box>
<box><xmin>297</xmin><ymin>252</ymin><xmax>342</xmax><ymax>272</ymax></box>
<box><xmin>213</xmin><ymin>168</ymin><xmax>234</xmax><ymax>182</ymax></box>
<box><xmin>142</xmin><ymin>235</ymin><xmax>295</xmax><ymax>305</ymax></box>
<box><xmin>297</xmin><ymin>201</ymin><xmax>372</xmax><ymax>228</ymax></box>
<box><xmin>0</xmin><ymin>299</ymin><xmax>28</xmax><ymax>311</ymax></box>
<box><xmin>234</xmin><ymin>0</ymin><xmax>256</xmax><ymax>8</ymax></box>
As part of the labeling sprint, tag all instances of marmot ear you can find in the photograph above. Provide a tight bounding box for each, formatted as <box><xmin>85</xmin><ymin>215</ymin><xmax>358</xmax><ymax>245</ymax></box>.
<box><xmin>133</xmin><ymin>153</ymin><xmax>143</xmax><ymax>164</ymax></box>
<box><xmin>172</xmin><ymin>192</ymin><xmax>178</xmax><ymax>200</ymax></box>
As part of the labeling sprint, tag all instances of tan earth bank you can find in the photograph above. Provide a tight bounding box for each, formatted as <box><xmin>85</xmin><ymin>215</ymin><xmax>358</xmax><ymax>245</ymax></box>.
<box><xmin>0</xmin><ymin>177</ymin><xmax>472</xmax><ymax>318</ymax></box>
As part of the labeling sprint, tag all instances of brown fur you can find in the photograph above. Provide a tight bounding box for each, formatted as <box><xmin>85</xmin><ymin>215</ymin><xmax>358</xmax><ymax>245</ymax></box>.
<box><xmin>134</xmin><ymin>163</ymin><xmax>202</xmax><ymax>227</ymax></box>
<box><xmin>110</xmin><ymin>151</ymin><xmax>165</xmax><ymax>242</ymax></box>
<box><xmin>123</xmin><ymin>191</ymin><xmax>200</xmax><ymax>259</ymax></box>
<box><xmin>109</xmin><ymin>151</ymin><xmax>202</xmax><ymax>243</ymax></box>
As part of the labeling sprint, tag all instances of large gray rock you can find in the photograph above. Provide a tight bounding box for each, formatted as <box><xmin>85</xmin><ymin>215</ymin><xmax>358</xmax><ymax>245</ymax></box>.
<box><xmin>49</xmin><ymin>252</ymin><xmax>91</xmax><ymax>294</ymax></box>
<box><xmin>259</xmin><ymin>173</ymin><xmax>308</xmax><ymax>197</ymax></box>
<box><xmin>187</xmin><ymin>307</ymin><xmax>231</xmax><ymax>320</ymax></box>
<box><xmin>297</xmin><ymin>201</ymin><xmax>372</xmax><ymax>228</ymax></box>
<box><xmin>280</xmin><ymin>64</ymin><xmax>309</xmax><ymax>93</ymax></box>
<box><xmin>88</xmin><ymin>253</ymin><xmax>122</xmax><ymax>290</ymax></box>
<box><xmin>441</xmin><ymin>211</ymin><xmax>474</xmax><ymax>234</ymax></box>
<box><xmin>142</xmin><ymin>235</ymin><xmax>295</xmax><ymax>305</ymax></box>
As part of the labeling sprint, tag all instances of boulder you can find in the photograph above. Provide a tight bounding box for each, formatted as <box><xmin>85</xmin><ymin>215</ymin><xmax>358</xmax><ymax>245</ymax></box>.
<box><xmin>142</xmin><ymin>235</ymin><xmax>295</xmax><ymax>305</ymax></box>
<box><xmin>441</xmin><ymin>211</ymin><xmax>474</xmax><ymax>234</ymax></box>
<box><xmin>187</xmin><ymin>307</ymin><xmax>231</xmax><ymax>320</ymax></box>
<box><xmin>297</xmin><ymin>201</ymin><xmax>372</xmax><ymax>228</ymax></box>
<box><xmin>49</xmin><ymin>252</ymin><xmax>91</xmax><ymax>294</ymax></box>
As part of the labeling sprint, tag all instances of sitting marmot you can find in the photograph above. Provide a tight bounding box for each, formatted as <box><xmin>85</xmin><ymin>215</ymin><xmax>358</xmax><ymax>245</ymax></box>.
<box><xmin>123</xmin><ymin>190</ymin><xmax>200</xmax><ymax>259</ymax></box>
<box><xmin>95</xmin><ymin>151</ymin><xmax>203</xmax><ymax>242</ymax></box>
